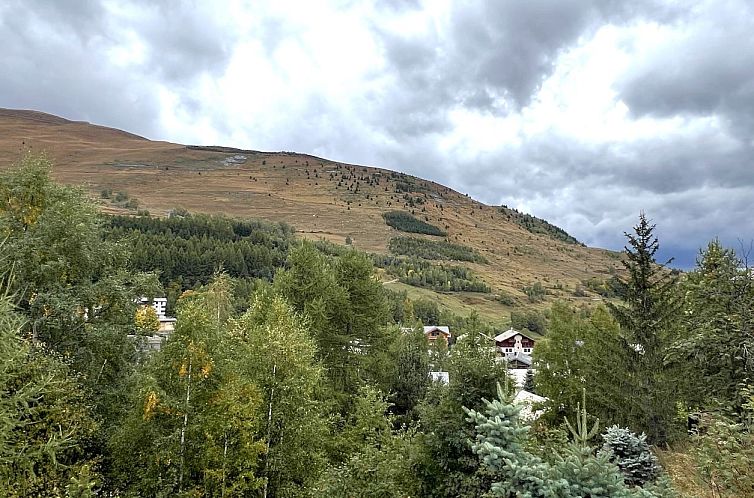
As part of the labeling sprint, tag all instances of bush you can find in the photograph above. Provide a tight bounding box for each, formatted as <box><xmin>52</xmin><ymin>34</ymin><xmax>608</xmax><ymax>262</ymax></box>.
<box><xmin>496</xmin><ymin>291</ymin><xmax>517</xmax><ymax>306</ymax></box>
<box><xmin>114</xmin><ymin>191</ymin><xmax>129</xmax><ymax>202</ymax></box>
<box><xmin>383</xmin><ymin>211</ymin><xmax>446</xmax><ymax>236</ymax></box>
<box><xmin>523</xmin><ymin>281</ymin><xmax>546</xmax><ymax>302</ymax></box>
<box><xmin>601</xmin><ymin>426</ymin><xmax>661</xmax><ymax>487</ymax></box>
<box><xmin>100</xmin><ymin>188</ymin><xmax>112</xmax><ymax>199</ymax></box>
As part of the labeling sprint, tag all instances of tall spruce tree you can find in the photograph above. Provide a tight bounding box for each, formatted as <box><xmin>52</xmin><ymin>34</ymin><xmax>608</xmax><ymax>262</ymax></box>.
<box><xmin>607</xmin><ymin>213</ymin><xmax>679</xmax><ymax>444</ymax></box>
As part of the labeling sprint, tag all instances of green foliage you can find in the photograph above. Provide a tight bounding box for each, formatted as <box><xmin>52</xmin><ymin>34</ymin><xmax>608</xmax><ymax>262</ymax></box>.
<box><xmin>275</xmin><ymin>242</ymin><xmax>392</xmax><ymax>409</ymax></box>
<box><xmin>0</xmin><ymin>293</ymin><xmax>99</xmax><ymax>497</ymax></box>
<box><xmin>565</xmin><ymin>389</ymin><xmax>600</xmax><ymax>448</ymax></box>
<box><xmin>670</xmin><ymin>240</ymin><xmax>754</xmax><ymax>413</ymax></box>
<box><xmin>374</xmin><ymin>255</ymin><xmax>490</xmax><ymax>293</ymax></box>
<box><xmin>606</xmin><ymin>213</ymin><xmax>680</xmax><ymax>444</ymax></box>
<box><xmin>109</xmin><ymin>277</ymin><xmax>268</xmax><ymax>496</ymax></box>
<box><xmin>0</xmin><ymin>153</ymin><xmax>161</xmax><ymax>437</ymax></box>
<box><xmin>534</xmin><ymin>303</ymin><xmax>635</xmax><ymax>432</ymax></box>
<box><xmin>691</xmin><ymin>409</ymin><xmax>754</xmax><ymax>496</ymax></box>
<box><xmin>523</xmin><ymin>281</ymin><xmax>546</xmax><ymax>302</ymax></box>
<box><xmin>383</xmin><ymin>211</ymin><xmax>446</xmax><ymax>236</ymax></box>
<box><xmin>388</xmin><ymin>329</ymin><xmax>430</xmax><ymax>424</ymax></box>
<box><xmin>601</xmin><ymin>426</ymin><xmax>661</xmax><ymax>487</ymax></box>
<box><xmin>231</xmin><ymin>287</ymin><xmax>328</xmax><ymax>496</ymax></box>
<box><xmin>315</xmin><ymin>387</ymin><xmax>421</xmax><ymax>497</ymax></box>
<box><xmin>413</xmin><ymin>297</ymin><xmax>440</xmax><ymax>325</ymax></box>
<box><xmin>388</xmin><ymin>236</ymin><xmax>486</xmax><ymax>263</ymax></box>
<box><xmin>511</xmin><ymin>309</ymin><xmax>547</xmax><ymax>335</ymax></box>
<box><xmin>413</xmin><ymin>324</ymin><xmax>511</xmax><ymax>497</ymax></box>
<box><xmin>107</xmin><ymin>212</ymin><xmax>294</xmax><ymax>287</ymax></box>
<box><xmin>465</xmin><ymin>385</ymin><xmax>661</xmax><ymax>497</ymax></box>
<box><xmin>582</xmin><ymin>276</ymin><xmax>621</xmax><ymax>298</ymax></box>
<box><xmin>523</xmin><ymin>369</ymin><xmax>536</xmax><ymax>394</ymax></box>
<box><xmin>499</xmin><ymin>204</ymin><xmax>582</xmax><ymax>245</ymax></box>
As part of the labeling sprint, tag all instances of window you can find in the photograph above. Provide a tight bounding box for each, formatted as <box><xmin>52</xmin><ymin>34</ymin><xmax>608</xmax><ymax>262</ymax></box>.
<box><xmin>523</xmin><ymin>348</ymin><xmax>531</xmax><ymax>353</ymax></box>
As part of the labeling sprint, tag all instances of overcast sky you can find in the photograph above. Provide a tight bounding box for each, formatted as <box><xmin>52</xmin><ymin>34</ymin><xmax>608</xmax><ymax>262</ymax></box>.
<box><xmin>2</xmin><ymin>0</ymin><xmax>753</xmax><ymax>267</ymax></box>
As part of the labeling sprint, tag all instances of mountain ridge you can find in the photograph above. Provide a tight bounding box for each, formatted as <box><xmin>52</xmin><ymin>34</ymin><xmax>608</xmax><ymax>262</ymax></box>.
<box><xmin>0</xmin><ymin>107</ymin><xmax>621</xmax><ymax>322</ymax></box>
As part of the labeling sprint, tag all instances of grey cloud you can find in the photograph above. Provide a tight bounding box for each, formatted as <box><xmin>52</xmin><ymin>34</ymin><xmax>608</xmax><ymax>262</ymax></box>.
<box><xmin>0</xmin><ymin>0</ymin><xmax>238</xmax><ymax>138</ymax></box>
<box><xmin>133</xmin><ymin>3</ymin><xmax>233</xmax><ymax>83</ymax></box>
<box><xmin>618</xmin><ymin>1</ymin><xmax>754</xmax><ymax>136</ymax></box>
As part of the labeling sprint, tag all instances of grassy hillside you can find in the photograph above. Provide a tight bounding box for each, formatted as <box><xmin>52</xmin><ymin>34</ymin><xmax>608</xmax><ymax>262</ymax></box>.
<box><xmin>0</xmin><ymin>108</ymin><xmax>622</xmax><ymax>323</ymax></box>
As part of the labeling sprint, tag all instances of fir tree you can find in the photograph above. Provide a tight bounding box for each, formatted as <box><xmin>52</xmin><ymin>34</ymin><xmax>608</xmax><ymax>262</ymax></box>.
<box><xmin>607</xmin><ymin>213</ymin><xmax>680</xmax><ymax>444</ymax></box>
<box><xmin>523</xmin><ymin>369</ymin><xmax>536</xmax><ymax>394</ymax></box>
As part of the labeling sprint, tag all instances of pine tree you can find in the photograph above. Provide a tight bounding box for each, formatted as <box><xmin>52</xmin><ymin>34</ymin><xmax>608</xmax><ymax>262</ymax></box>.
<box><xmin>523</xmin><ymin>369</ymin><xmax>536</xmax><ymax>393</ymax></box>
<box><xmin>607</xmin><ymin>213</ymin><xmax>680</xmax><ymax>444</ymax></box>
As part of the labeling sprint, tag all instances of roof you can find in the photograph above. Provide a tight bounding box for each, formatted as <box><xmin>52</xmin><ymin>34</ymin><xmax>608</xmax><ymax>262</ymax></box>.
<box><xmin>423</xmin><ymin>326</ymin><xmax>450</xmax><ymax>337</ymax></box>
<box><xmin>494</xmin><ymin>327</ymin><xmax>538</xmax><ymax>343</ymax></box>
<box><xmin>430</xmin><ymin>371</ymin><xmax>449</xmax><ymax>384</ymax></box>
<box><xmin>505</xmin><ymin>352</ymin><xmax>532</xmax><ymax>367</ymax></box>
<box><xmin>514</xmin><ymin>389</ymin><xmax>548</xmax><ymax>421</ymax></box>
<box><xmin>514</xmin><ymin>389</ymin><xmax>548</xmax><ymax>405</ymax></box>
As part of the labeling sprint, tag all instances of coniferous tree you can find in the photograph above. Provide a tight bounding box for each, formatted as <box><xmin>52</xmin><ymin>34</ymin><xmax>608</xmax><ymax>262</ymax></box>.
<box><xmin>523</xmin><ymin>369</ymin><xmax>536</xmax><ymax>394</ymax></box>
<box><xmin>607</xmin><ymin>213</ymin><xmax>680</xmax><ymax>444</ymax></box>
<box><xmin>601</xmin><ymin>426</ymin><xmax>660</xmax><ymax>487</ymax></box>
<box><xmin>672</xmin><ymin>240</ymin><xmax>754</xmax><ymax>413</ymax></box>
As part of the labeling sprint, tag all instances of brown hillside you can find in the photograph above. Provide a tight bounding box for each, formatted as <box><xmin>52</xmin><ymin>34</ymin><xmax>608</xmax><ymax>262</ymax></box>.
<box><xmin>0</xmin><ymin>108</ymin><xmax>621</xmax><ymax>323</ymax></box>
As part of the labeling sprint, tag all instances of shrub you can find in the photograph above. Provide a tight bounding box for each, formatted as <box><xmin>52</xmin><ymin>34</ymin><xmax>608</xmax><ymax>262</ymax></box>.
<box><xmin>511</xmin><ymin>310</ymin><xmax>546</xmax><ymax>334</ymax></box>
<box><xmin>601</xmin><ymin>426</ymin><xmax>661</xmax><ymax>487</ymax></box>
<box><xmin>496</xmin><ymin>291</ymin><xmax>517</xmax><ymax>306</ymax></box>
<box><xmin>523</xmin><ymin>281</ymin><xmax>546</xmax><ymax>302</ymax></box>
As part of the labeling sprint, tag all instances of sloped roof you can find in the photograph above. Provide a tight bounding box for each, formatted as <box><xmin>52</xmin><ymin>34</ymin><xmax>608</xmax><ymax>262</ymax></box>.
<box><xmin>423</xmin><ymin>326</ymin><xmax>450</xmax><ymax>336</ymax></box>
<box><xmin>494</xmin><ymin>327</ymin><xmax>538</xmax><ymax>343</ymax></box>
<box><xmin>514</xmin><ymin>389</ymin><xmax>548</xmax><ymax>405</ymax></box>
<box><xmin>506</xmin><ymin>352</ymin><xmax>532</xmax><ymax>367</ymax></box>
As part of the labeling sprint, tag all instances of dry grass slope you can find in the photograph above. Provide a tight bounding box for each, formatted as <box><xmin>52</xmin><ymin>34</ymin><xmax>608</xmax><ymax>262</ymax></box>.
<box><xmin>0</xmin><ymin>108</ymin><xmax>622</xmax><ymax>324</ymax></box>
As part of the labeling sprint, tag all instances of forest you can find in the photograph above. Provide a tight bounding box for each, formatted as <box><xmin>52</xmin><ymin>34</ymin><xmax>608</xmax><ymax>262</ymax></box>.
<box><xmin>1</xmin><ymin>154</ymin><xmax>753</xmax><ymax>497</ymax></box>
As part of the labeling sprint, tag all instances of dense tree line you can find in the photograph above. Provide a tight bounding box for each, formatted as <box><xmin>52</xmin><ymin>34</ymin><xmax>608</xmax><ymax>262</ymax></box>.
<box><xmin>374</xmin><ymin>255</ymin><xmax>491</xmax><ymax>293</ymax></box>
<box><xmin>499</xmin><ymin>204</ymin><xmax>582</xmax><ymax>245</ymax></box>
<box><xmin>107</xmin><ymin>213</ymin><xmax>293</xmax><ymax>287</ymax></box>
<box><xmin>383</xmin><ymin>210</ymin><xmax>447</xmax><ymax>236</ymax></box>
<box><xmin>388</xmin><ymin>236</ymin><xmax>486</xmax><ymax>263</ymax></box>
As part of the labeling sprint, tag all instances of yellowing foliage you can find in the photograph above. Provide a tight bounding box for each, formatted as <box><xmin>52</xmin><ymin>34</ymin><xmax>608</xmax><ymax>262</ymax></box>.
<box><xmin>143</xmin><ymin>391</ymin><xmax>159</xmax><ymax>421</ymax></box>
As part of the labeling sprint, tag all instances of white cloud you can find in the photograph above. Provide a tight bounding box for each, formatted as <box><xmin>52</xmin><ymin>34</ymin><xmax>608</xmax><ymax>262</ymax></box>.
<box><xmin>1</xmin><ymin>0</ymin><xmax>752</xmax><ymax>267</ymax></box>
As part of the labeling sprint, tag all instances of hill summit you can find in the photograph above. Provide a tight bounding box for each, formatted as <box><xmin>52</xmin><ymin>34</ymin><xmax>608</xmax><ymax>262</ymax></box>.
<box><xmin>0</xmin><ymin>108</ymin><xmax>620</xmax><ymax>321</ymax></box>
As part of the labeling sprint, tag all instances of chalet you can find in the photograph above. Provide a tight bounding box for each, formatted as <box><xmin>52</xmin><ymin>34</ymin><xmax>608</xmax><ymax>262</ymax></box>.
<box><xmin>495</xmin><ymin>327</ymin><xmax>536</xmax><ymax>357</ymax></box>
<box><xmin>423</xmin><ymin>326</ymin><xmax>451</xmax><ymax>346</ymax></box>
<box><xmin>495</xmin><ymin>328</ymin><xmax>540</xmax><ymax>383</ymax></box>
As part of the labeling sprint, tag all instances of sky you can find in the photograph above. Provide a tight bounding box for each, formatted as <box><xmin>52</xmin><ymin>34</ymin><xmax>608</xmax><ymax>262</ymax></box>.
<box><xmin>2</xmin><ymin>0</ymin><xmax>753</xmax><ymax>268</ymax></box>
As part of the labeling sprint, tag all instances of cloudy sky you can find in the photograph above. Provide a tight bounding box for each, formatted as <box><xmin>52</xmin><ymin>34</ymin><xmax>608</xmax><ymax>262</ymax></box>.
<box><xmin>2</xmin><ymin>0</ymin><xmax>753</xmax><ymax>267</ymax></box>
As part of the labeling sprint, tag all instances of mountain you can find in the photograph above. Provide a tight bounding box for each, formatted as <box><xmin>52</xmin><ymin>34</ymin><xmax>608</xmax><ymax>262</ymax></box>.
<box><xmin>0</xmin><ymin>108</ymin><xmax>621</xmax><ymax>322</ymax></box>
